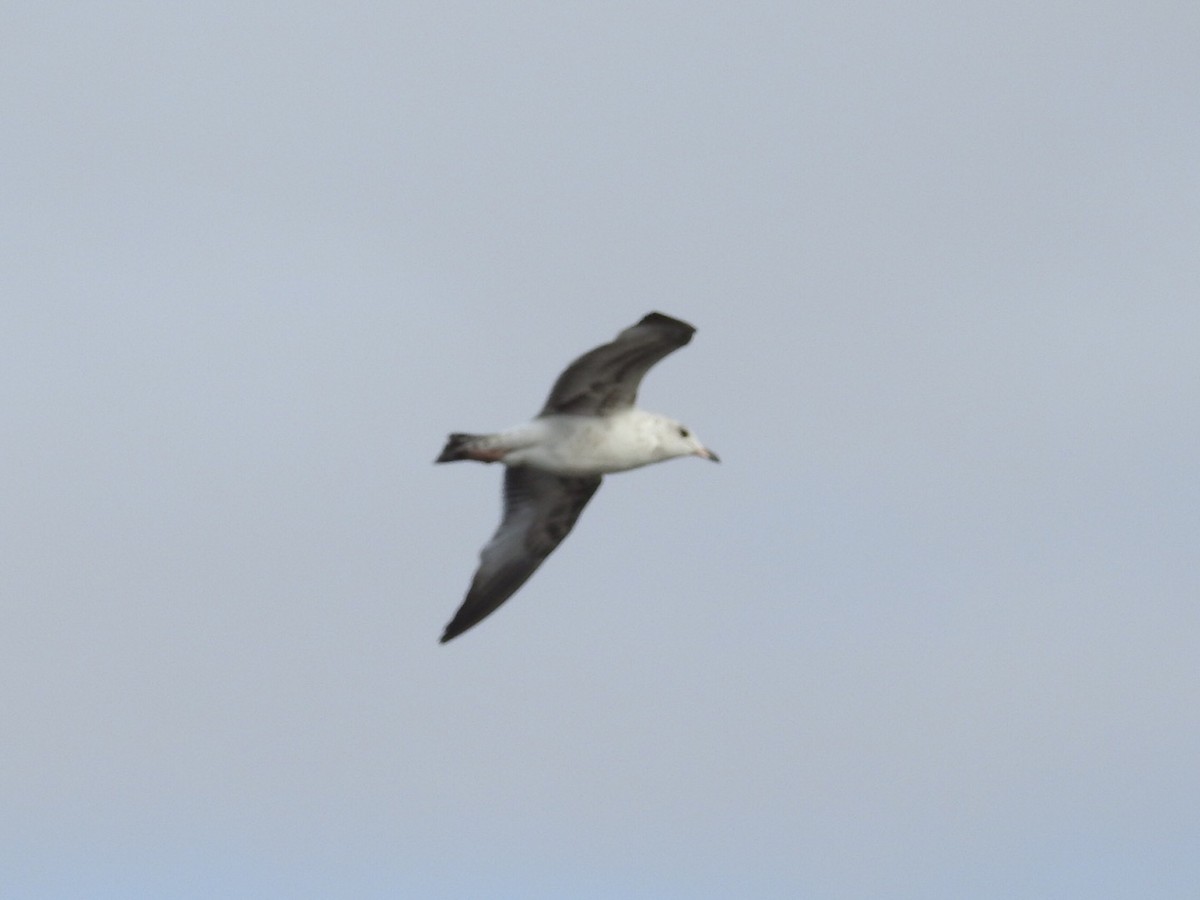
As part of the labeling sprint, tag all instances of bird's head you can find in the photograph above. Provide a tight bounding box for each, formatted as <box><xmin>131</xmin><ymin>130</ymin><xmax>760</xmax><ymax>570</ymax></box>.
<box><xmin>655</xmin><ymin>418</ymin><xmax>720</xmax><ymax>464</ymax></box>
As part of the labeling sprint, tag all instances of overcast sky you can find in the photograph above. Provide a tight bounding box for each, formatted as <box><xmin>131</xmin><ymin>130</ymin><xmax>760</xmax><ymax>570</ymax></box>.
<box><xmin>2</xmin><ymin>3</ymin><xmax>1197</xmax><ymax>897</ymax></box>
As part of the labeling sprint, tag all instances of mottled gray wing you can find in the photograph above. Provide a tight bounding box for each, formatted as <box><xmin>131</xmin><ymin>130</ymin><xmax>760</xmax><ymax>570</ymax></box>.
<box><xmin>440</xmin><ymin>467</ymin><xmax>602</xmax><ymax>643</ymax></box>
<box><xmin>538</xmin><ymin>312</ymin><xmax>696</xmax><ymax>416</ymax></box>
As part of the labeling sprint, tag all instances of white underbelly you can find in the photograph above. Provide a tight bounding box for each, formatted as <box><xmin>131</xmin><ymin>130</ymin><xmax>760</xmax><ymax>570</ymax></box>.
<box><xmin>503</xmin><ymin>415</ymin><xmax>655</xmax><ymax>475</ymax></box>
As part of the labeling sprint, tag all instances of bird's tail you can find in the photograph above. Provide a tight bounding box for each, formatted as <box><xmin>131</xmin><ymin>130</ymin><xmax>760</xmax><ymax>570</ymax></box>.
<box><xmin>435</xmin><ymin>433</ymin><xmax>484</xmax><ymax>463</ymax></box>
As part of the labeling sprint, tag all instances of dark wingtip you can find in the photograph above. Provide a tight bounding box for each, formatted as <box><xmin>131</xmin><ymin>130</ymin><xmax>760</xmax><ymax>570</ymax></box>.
<box><xmin>640</xmin><ymin>311</ymin><xmax>696</xmax><ymax>336</ymax></box>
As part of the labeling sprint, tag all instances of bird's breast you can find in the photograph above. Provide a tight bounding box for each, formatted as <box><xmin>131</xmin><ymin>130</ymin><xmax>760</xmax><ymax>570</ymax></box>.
<box><xmin>506</xmin><ymin>414</ymin><xmax>656</xmax><ymax>476</ymax></box>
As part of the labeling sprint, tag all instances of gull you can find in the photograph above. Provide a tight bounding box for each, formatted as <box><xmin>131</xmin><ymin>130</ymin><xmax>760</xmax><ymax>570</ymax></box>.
<box><xmin>435</xmin><ymin>312</ymin><xmax>719</xmax><ymax>643</ymax></box>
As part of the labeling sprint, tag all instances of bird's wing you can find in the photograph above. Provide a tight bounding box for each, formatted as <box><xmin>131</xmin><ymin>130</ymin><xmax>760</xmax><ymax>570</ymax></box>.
<box><xmin>538</xmin><ymin>312</ymin><xmax>696</xmax><ymax>416</ymax></box>
<box><xmin>440</xmin><ymin>467</ymin><xmax>602</xmax><ymax>643</ymax></box>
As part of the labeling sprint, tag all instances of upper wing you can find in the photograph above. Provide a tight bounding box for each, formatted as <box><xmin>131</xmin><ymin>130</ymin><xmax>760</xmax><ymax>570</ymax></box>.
<box><xmin>538</xmin><ymin>312</ymin><xmax>696</xmax><ymax>416</ymax></box>
<box><xmin>440</xmin><ymin>467</ymin><xmax>602</xmax><ymax>643</ymax></box>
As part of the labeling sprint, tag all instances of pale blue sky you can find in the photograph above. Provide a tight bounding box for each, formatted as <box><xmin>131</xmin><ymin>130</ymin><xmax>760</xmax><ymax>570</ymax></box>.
<box><xmin>2</xmin><ymin>3</ymin><xmax>1197</xmax><ymax>897</ymax></box>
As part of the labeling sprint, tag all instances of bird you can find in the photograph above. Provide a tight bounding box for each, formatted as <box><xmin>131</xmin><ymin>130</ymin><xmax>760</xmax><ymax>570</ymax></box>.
<box><xmin>434</xmin><ymin>311</ymin><xmax>719</xmax><ymax>643</ymax></box>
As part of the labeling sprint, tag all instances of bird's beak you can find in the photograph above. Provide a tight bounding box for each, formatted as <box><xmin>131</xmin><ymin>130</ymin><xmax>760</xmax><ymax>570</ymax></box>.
<box><xmin>697</xmin><ymin>446</ymin><xmax>720</xmax><ymax>463</ymax></box>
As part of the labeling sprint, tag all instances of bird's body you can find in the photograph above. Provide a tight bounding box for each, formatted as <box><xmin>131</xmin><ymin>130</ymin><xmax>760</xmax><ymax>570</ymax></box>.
<box><xmin>442</xmin><ymin>408</ymin><xmax>703</xmax><ymax>476</ymax></box>
<box><xmin>435</xmin><ymin>312</ymin><xmax>718</xmax><ymax>643</ymax></box>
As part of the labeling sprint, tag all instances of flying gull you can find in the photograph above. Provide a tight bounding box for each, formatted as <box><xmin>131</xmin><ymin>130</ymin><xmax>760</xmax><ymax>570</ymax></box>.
<box><xmin>435</xmin><ymin>311</ymin><xmax>719</xmax><ymax>643</ymax></box>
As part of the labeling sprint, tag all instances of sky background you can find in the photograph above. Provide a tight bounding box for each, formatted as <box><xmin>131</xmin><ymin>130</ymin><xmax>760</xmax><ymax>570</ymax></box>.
<box><xmin>2</xmin><ymin>2</ymin><xmax>1198</xmax><ymax>897</ymax></box>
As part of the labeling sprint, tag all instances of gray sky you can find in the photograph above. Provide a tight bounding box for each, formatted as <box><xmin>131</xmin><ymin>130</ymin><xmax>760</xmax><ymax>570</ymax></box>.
<box><xmin>3</xmin><ymin>3</ymin><xmax>1197</xmax><ymax>897</ymax></box>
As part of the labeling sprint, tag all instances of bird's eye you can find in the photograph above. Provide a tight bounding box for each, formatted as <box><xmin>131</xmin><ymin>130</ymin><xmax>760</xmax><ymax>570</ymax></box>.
<box><xmin>678</xmin><ymin>427</ymin><xmax>690</xmax><ymax>438</ymax></box>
